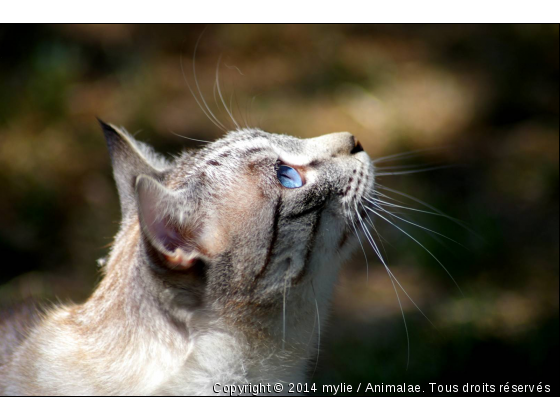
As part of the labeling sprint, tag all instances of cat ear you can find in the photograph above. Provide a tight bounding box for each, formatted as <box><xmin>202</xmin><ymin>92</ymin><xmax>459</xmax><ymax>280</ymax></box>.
<box><xmin>99</xmin><ymin>119</ymin><xmax>170</xmax><ymax>218</ymax></box>
<box><xmin>136</xmin><ymin>175</ymin><xmax>202</xmax><ymax>270</ymax></box>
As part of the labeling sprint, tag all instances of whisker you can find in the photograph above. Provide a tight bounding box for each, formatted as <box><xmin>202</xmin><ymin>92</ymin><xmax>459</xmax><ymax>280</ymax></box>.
<box><xmin>366</xmin><ymin>193</ymin><xmax>455</xmax><ymax>219</ymax></box>
<box><xmin>369</xmin><ymin>191</ymin><xmax>479</xmax><ymax>236</ymax></box>
<box><xmin>282</xmin><ymin>274</ymin><xmax>288</xmax><ymax>351</ymax></box>
<box><xmin>231</xmin><ymin>88</ymin><xmax>246</xmax><ymax>130</ymax></box>
<box><xmin>249</xmin><ymin>93</ymin><xmax>262</xmax><ymax>129</ymax></box>
<box><xmin>375</xmin><ymin>186</ymin><xmax>460</xmax><ymax>221</ymax></box>
<box><xmin>312</xmin><ymin>296</ymin><xmax>321</xmax><ymax>379</ymax></box>
<box><xmin>355</xmin><ymin>204</ymin><xmax>433</xmax><ymax>327</ymax></box>
<box><xmin>309</xmin><ymin>280</ymin><xmax>321</xmax><ymax>380</ymax></box>
<box><xmin>169</xmin><ymin>130</ymin><xmax>212</xmax><ymax>144</ymax></box>
<box><xmin>216</xmin><ymin>54</ymin><xmax>241</xmax><ymax>130</ymax></box>
<box><xmin>224</xmin><ymin>63</ymin><xmax>245</xmax><ymax>76</ymax></box>
<box><xmin>365</xmin><ymin>205</ymin><xmax>464</xmax><ymax>296</ymax></box>
<box><xmin>306</xmin><ymin>290</ymin><xmax>318</xmax><ymax>350</ymax></box>
<box><xmin>180</xmin><ymin>54</ymin><xmax>227</xmax><ymax>133</ymax></box>
<box><xmin>229</xmin><ymin>92</ymin><xmax>235</xmax><ymax>127</ymax></box>
<box><xmin>375</xmin><ymin>164</ymin><xmax>458</xmax><ymax>177</ymax></box>
<box><xmin>212</xmin><ymin>74</ymin><xmax>222</xmax><ymax>118</ymax></box>
<box><xmin>193</xmin><ymin>32</ymin><xmax>229</xmax><ymax>132</ymax></box>
<box><xmin>372</xmin><ymin>146</ymin><xmax>451</xmax><ymax>164</ymax></box>
<box><xmin>359</xmin><ymin>202</ymin><xmax>389</xmax><ymax>258</ymax></box>
<box><xmin>374</xmin><ymin>162</ymin><xmax>446</xmax><ymax>171</ymax></box>
<box><xmin>347</xmin><ymin>203</ymin><xmax>369</xmax><ymax>282</ymax></box>
<box><xmin>388</xmin><ymin>269</ymin><xmax>409</xmax><ymax>370</ymax></box>
<box><xmin>242</xmin><ymin>95</ymin><xmax>251</xmax><ymax>129</ymax></box>
<box><xmin>363</xmin><ymin>199</ymin><xmax>467</xmax><ymax>249</ymax></box>
<box><xmin>354</xmin><ymin>206</ymin><xmax>411</xmax><ymax>369</ymax></box>
<box><xmin>376</xmin><ymin>185</ymin><xmax>482</xmax><ymax>240</ymax></box>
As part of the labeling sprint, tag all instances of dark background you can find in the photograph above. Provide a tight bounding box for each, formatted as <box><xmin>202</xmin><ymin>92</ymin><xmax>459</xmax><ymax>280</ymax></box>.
<box><xmin>0</xmin><ymin>24</ymin><xmax>558</xmax><ymax>395</ymax></box>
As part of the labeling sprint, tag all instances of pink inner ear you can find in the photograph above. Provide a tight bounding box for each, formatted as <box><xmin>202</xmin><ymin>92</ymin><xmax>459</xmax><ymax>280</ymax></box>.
<box><xmin>137</xmin><ymin>176</ymin><xmax>197</xmax><ymax>259</ymax></box>
<box><xmin>164</xmin><ymin>248</ymin><xmax>197</xmax><ymax>269</ymax></box>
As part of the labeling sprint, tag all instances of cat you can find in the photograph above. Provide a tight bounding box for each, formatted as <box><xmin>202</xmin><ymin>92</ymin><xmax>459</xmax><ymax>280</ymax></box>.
<box><xmin>0</xmin><ymin>120</ymin><xmax>374</xmax><ymax>395</ymax></box>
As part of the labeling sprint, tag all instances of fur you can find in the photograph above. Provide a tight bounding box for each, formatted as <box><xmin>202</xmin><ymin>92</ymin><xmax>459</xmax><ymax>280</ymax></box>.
<box><xmin>0</xmin><ymin>122</ymin><xmax>374</xmax><ymax>395</ymax></box>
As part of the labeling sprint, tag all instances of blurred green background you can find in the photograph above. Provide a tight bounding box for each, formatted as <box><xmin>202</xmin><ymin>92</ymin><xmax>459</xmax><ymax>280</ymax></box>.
<box><xmin>0</xmin><ymin>24</ymin><xmax>557</xmax><ymax>395</ymax></box>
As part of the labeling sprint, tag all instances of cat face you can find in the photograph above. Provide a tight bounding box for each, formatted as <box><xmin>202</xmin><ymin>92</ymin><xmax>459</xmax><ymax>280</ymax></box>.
<box><xmin>102</xmin><ymin>122</ymin><xmax>374</xmax><ymax>322</ymax></box>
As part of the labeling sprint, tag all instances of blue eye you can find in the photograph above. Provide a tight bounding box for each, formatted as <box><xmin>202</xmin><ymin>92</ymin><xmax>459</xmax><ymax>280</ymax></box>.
<box><xmin>276</xmin><ymin>165</ymin><xmax>303</xmax><ymax>188</ymax></box>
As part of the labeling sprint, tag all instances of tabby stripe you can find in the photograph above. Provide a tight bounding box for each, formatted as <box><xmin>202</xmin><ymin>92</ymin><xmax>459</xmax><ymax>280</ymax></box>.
<box><xmin>286</xmin><ymin>200</ymin><xmax>326</xmax><ymax>220</ymax></box>
<box><xmin>293</xmin><ymin>205</ymin><xmax>326</xmax><ymax>285</ymax></box>
<box><xmin>254</xmin><ymin>197</ymin><xmax>282</xmax><ymax>280</ymax></box>
<box><xmin>204</xmin><ymin>139</ymin><xmax>268</xmax><ymax>163</ymax></box>
<box><xmin>240</xmin><ymin>147</ymin><xmax>265</xmax><ymax>157</ymax></box>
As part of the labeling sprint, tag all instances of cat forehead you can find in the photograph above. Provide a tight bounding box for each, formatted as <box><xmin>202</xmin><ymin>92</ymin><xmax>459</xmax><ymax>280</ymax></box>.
<box><xmin>206</xmin><ymin>129</ymin><xmax>304</xmax><ymax>160</ymax></box>
<box><xmin>193</xmin><ymin>128</ymin><xmax>348</xmax><ymax>167</ymax></box>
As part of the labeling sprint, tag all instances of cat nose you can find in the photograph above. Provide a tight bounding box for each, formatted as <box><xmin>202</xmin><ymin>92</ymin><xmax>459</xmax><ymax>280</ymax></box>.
<box><xmin>350</xmin><ymin>138</ymin><xmax>364</xmax><ymax>154</ymax></box>
<box><xmin>312</xmin><ymin>132</ymin><xmax>362</xmax><ymax>156</ymax></box>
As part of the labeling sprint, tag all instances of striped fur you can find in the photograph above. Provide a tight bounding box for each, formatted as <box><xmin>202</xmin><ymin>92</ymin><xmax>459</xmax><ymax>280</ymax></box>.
<box><xmin>0</xmin><ymin>123</ymin><xmax>374</xmax><ymax>395</ymax></box>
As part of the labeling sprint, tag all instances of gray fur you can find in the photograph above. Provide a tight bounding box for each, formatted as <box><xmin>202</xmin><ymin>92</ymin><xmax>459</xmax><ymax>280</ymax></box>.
<box><xmin>0</xmin><ymin>122</ymin><xmax>374</xmax><ymax>395</ymax></box>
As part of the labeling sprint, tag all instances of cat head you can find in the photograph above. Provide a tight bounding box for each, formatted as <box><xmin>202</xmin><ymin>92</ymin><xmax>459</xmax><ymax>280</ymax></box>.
<box><xmin>100</xmin><ymin>120</ymin><xmax>374</xmax><ymax>323</ymax></box>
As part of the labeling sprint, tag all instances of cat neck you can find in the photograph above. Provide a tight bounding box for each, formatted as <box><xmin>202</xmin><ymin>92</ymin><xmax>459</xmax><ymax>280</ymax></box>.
<box><xmin>76</xmin><ymin>218</ymin><xmax>313</xmax><ymax>394</ymax></box>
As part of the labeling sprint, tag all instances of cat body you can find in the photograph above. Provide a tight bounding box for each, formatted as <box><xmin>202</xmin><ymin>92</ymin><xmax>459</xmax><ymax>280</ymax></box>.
<box><xmin>0</xmin><ymin>122</ymin><xmax>373</xmax><ymax>395</ymax></box>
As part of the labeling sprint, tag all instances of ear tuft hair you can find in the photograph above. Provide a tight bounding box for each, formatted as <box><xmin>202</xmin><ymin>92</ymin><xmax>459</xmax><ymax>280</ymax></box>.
<box><xmin>136</xmin><ymin>175</ymin><xmax>203</xmax><ymax>271</ymax></box>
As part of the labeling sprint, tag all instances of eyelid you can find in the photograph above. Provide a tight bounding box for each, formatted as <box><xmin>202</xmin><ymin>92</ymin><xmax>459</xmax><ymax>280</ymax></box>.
<box><xmin>275</xmin><ymin>159</ymin><xmax>307</xmax><ymax>185</ymax></box>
